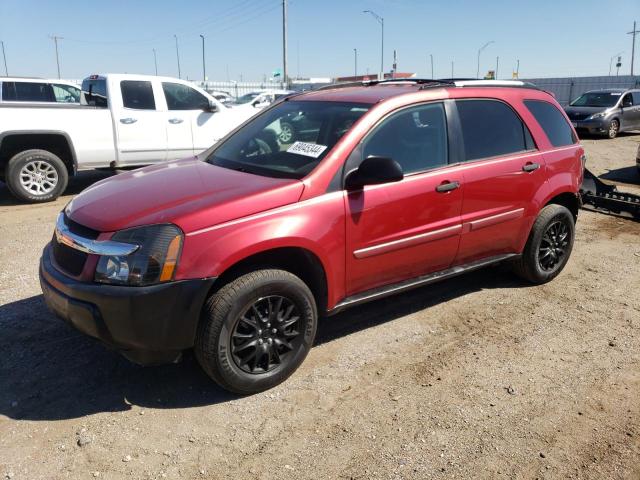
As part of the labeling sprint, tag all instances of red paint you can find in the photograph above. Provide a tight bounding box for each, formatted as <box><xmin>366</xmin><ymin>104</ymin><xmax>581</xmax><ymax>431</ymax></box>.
<box><xmin>63</xmin><ymin>83</ymin><xmax>583</xmax><ymax>311</ymax></box>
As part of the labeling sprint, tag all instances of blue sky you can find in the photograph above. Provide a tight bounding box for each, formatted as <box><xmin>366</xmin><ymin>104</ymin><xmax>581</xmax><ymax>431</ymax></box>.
<box><xmin>0</xmin><ymin>0</ymin><xmax>638</xmax><ymax>81</ymax></box>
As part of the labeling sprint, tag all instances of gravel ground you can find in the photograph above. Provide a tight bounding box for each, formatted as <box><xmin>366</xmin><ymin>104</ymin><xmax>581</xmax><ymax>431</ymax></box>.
<box><xmin>1</xmin><ymin>134</ymin><xmax>639</xmax><ymax>480</ymax></box>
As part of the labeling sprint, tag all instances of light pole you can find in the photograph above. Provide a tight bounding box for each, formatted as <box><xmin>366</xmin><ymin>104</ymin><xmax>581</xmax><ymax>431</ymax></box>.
<box><xmin>200</xmin><ymin>34</ymin><xmax>206</xmax><ymax>82</ymax></box>
<box><xmin>354</xmin><ymin>48</ymin><xmax>358</xmax><ymax>77</ymax></box>
<box><xmin>476</xmin><ymin>40</ymin><xmax>494</xmax><ymax>79</ymax></box>
<box><xmin>282</xmin><ymin>0</ymin><xmax>288</xmax><ymax>87</ymax></box>
<box><xmin>430</xmin><ymin>53</ymin><xmax>434</xmax><ymax>79</ymax></box>
<box><xmin>451</xmin><ymin>60</ymin><xmax>454</xmax><ymax>79</ymax></box>
<box><xmin>363</xmin><ymin>10</ymin><xmax>384</xmax><ymax>80</ymax></box>
<box><xmin>174</xmin><ymin>34</ymin><xmax>181</xmax><ymax>79</ymax></box>
<box><xmin>515</xmin><ymin>59</ymin><xmax>520</xmax><ymax>79</ymax></box>
<box><xmin>495</xmin><ymin>56</ymin><xmax>499</xmax><ymax>80</ymax></box>
<box><xmin>609</xmin><ymin>51</ymin><xmax>624</xmax><ymax>76</ymax></box>
<box><xmin>1</xmin><ymin>41</ymin><xmax>7</xmax><ymax>76</ymax></box>
<box><xmin>152</xmin><ymin>49</ymin><xmax>158</xmax><ymax>75</ymax></box>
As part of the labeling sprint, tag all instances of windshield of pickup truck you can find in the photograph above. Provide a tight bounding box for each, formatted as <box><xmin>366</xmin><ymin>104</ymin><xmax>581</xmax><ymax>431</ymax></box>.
<box><xmin>206</xmin><ymin>100</ymin><xmax>370</xmax><ymax>179</ymax></box>
<box><xmin>570</xmin><ymin>92</ymin><xmax>621</xmax><ymax>107</ymax></box>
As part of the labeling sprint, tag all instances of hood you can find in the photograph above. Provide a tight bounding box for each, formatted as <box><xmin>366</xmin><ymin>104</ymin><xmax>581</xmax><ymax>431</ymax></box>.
<box><xmin>66</xmin><ymin>158</ymin><xmax>304</xmax><ymax>233</ymax></box>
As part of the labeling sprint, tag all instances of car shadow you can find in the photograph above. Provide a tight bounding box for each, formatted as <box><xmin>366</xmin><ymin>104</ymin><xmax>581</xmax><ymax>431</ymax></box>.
<box><xmin>0</xmin><ymin>264</ymin><xmax>529</xmax><ymax>421</ymax></box>
<box><xmin>0</xmin><ymin>170</ymin><xmax>115</xmax><ymax>206</ymax></box>
<box><xmin>599</xmin><ymin>166</ymin><xmax>640</xmax><ymax>187</ymax></box>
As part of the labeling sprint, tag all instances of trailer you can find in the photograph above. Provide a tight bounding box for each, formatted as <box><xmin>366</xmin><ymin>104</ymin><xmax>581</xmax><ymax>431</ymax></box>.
<box><xmin>580</xmin><ymin>168</ymin><xmax>640</xmax><ymax>220</ymax></box>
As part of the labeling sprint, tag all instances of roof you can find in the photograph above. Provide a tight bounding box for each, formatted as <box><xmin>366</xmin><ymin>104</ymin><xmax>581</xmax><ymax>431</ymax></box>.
<box><xmin>293</xmin><ymin>79</ymin><xmax>544</xmax><ymax>105</ymax></box>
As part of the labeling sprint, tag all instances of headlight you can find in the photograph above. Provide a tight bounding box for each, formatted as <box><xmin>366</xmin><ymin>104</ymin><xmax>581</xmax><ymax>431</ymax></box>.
<box><xmin>95</xmin><ymin>224</ymin><xmax>183</xmax><ymax>286</ymax></box>
<box><xmin>587</xmin><ymin>112</ymin><xmax>607</xmax><ymax>120</ymax></box>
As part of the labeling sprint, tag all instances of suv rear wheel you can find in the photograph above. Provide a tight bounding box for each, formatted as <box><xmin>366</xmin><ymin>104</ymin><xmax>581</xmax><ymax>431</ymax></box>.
<box><xmin>512</xmin><ymin>204</ymin><xmax>575</xmax><ymax>284</ymax></box>
<box><xmin>195</xmin><ymin>269</ymin><xmax>317</xmax><ymax>394</ymax></box>
<box><xmin>5</xmin><ymin>149</ymin><xmax>68</xmax><ymax>203</ymax></box>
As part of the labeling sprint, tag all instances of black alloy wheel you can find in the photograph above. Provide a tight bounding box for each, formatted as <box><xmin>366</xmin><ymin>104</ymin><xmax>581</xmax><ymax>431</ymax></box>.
<box><xmin>230</xmin><ymin>295</ymin><xmax>302</xmax><ymax>374</ymax></box>
<box><xmin>537</xmin><ymin>220</ymin><xmax>569</xmax><ymax>272</ymax></box>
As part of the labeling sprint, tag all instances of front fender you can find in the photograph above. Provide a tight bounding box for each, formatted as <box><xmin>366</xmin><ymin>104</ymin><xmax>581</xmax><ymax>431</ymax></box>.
<box><xmin>176</xmin><ymin>192</ymin><xmax>347</xmax><ymax>309</ymax></box>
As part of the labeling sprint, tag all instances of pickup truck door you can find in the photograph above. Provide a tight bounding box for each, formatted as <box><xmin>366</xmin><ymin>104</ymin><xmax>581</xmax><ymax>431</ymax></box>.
<box><xmin>115</xmin><ymin>80</ymin><xmax>167</xmax><ymax>165</ymax></box>
<box><xmin>161</xmin><ymin>82</ymin><xmax>229</xmax><ymax>158</ymax></box>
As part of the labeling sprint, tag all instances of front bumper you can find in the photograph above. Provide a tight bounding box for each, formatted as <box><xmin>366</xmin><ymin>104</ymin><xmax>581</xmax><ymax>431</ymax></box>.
<box><xmin>570</xmin><ymin>117</ymin><xmax>609</xmax><ymax>134</ymax></box>
<box><xmin>39</xmin><ymin>245</ymin><xmax>215</xmax><ymax>365</ymax></box>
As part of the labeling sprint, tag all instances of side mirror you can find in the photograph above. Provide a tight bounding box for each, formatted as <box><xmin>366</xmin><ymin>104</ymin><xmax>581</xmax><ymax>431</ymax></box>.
<box><xmin>345</xmin><ymin>156</ymin><xmax>404</xmax><ymax>190</ymax></box>
<box><xmin>205</xmin><ymin>99</ymin><xmax>218</xmax><ymax>113</ymax></box>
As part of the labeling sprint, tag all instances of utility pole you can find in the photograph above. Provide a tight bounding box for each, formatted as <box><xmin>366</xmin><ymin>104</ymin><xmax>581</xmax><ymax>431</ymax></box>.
<box><xmin>363</xmin><ymin>10</ymin><xmax>384</xmax><ymax>80</ymax></box>
<box><xmin>174</xmin><ymin>34</ymin><xmax>181</xmax><ymax>79</ymax></box>
<box><xmin>516</xmin><ymin>59</ymin><xmax>520</xmax><ymax>78</ymax></box>
<box><xmin>430</xmin><ymin>53</ymin><xmax>434</xmax><ymax>79</ymax></box>
<box><xmin>200</xmin><ymin>34</ymin><xmax>206</xmax><ymax>82</ymax></box>
<box><xmin>153</xmin><ymin>49</ymin><xmax>158</xmax><ymax>75</ymax></box>
<box><xmin>628</xmin><ymin>21</ymin><xmax>639</xmax><ymax>76</ymax></box>
<box><xmin>476</xmin><ymin>40</ymin><xmax>494</xmax><ymax>79</ymax></box>
<box><xmin>495</xmin><ymin>56</ymin><xmax>499</xmax><ymax>80</ymax></box>
<box><xmin>451</xmin><ymin>61</ymin><xmax>454</xmax><ymax>79</ymax></box>
<box><xmin>282</xmin><ymin>0</ymin><xmax>288</xmax><ymax>87</ymax></box>
<box><xmin>50</xmin><ymin>35</ymin><xmax>63</xmax><ymax>79</ymax></box>
<box><xmin>354</xmin><ymin>48</ymin><xmax>358</xmax><ymax>77</ymax></box>
<box><xmin>1</xmin><ymin>41</ymin><xmax>7</xmax><ymax>76</ymax></box>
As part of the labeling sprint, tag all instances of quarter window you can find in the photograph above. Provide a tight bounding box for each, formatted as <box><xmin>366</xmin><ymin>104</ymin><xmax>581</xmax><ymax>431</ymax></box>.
<box><xmin>362</xmin><ymin>102</ymin><xmax>448</xmax><ymax>175</ymax></box>
<box><xmin>456</xmin><ymin>99</ymin><xmax>534</xmax><ymax>162</ymax></box>
<box><xmin>52</xmin><ymin>84</ymin><xmax>80</xmax><ymax>103</ymax></box>
<box><xmin>524</xmin><ymin>99</ymin><xmax>577</xmax><ymax>147</ymax></box>
<box><xmin>162</xmin><ymin>82</ymin><xmax>209</xmax><ymax>110</ymax></box>
<box><xmin>121</xmin><ymin>80</ymin><xmax>156</xmax><ymax>110</ymax></box>
<box><xmin>1</xmin><ymin>82</ymin><xmax>54</xmax><ymax>102</ymax></box>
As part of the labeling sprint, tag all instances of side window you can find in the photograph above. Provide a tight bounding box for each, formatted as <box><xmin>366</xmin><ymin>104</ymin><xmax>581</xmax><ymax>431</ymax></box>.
<box><xmin>162</xmin><ymin>82</ymin><xmax>209</xmax><ymax>110</ymax></box>
<box><xmin>632</xmin><ymin>92</ymin><xmax>640</xmax><ymax>105</ymax></box>
<box><xmin>456</xmin><ymin>99</ymin><xmax>533</xmax><ymax>161</ymax></box>
<box><xmin>52</xmin><ymin>84</ymin><xmax>80</xmax><ymax>103</ymax></box>
<box><xmin>622</xmin><ymin>94</ymin><xmax>633</xmax><ymax>108</ymax></box>
<box><xmin>524</xmin><ymin>99</ymin><xmax>577</xmax><ymax>147</ymax></box>
<box><xmin>2</xmin><ymin>82</ymin><xmax>54</xmax><ymax>102</ymax></box>
<box><xmin>121</xmin><ymin>80</ymin><xmax>156</xmax><ymax>110</ymax></box>
<box><xmin>362</xmin><ymin>102</ymin><xmax>448</xmax><ymax>175</ymax></box>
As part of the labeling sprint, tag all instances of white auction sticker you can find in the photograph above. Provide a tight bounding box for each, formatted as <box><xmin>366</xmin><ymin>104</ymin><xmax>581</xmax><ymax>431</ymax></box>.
<box><xmin>287</xmin><ymin>141</ymin><xmax>328</xmax><ymax>158</ymax></box>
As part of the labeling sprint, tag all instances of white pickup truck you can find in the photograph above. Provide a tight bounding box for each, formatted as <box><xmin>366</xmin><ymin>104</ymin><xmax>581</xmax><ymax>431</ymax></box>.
<box><xmin>0</xmin><ymin>74</ymin><xmax>254</xmax><ymax>202</ymax></box>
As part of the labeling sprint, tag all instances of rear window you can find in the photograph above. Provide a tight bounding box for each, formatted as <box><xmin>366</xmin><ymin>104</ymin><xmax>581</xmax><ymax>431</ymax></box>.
<box><xmin>455</xmin><ymin>99</ymin><xmax>535</xmax><ymax>162</ymax></box>
<box><xmin>81</xmin><ymin>78</ymin><xmax>108</xmax><ymax>108</ymax></box>
<box><xmin>1</xmin><ymin>82</ymin><xmax>55</xmax><ymax>102</ymax></box>
<box><xmin>121</xmin><ymin>80</ymin><xmax>155</xmax><ymax>110</ymax></box>
<box><xmin>524</xmin><ymin>100</ymin><xmax>577</xmax><ymax>147</ymax></box>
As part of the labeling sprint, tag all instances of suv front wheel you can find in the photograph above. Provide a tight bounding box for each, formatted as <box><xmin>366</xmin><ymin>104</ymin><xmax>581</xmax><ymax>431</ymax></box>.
<box><xmin>195</xmin><ymin>269</ymin><xmax>317</xmax><ymax>394</ymax></box>
<box><xmin>512</xmin><ymin>204</ymin><xmax>575</xmax><ymax>284</ymax></box>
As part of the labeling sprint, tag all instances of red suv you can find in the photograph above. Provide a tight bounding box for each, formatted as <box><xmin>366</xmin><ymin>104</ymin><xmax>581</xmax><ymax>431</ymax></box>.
<box><xmin>40</xmin><ymin>79</ymin><xmax>584</xmax><ymax>394</ymax></box>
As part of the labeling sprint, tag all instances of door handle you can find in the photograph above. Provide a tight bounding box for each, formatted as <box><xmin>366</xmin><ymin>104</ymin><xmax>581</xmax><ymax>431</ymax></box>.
<box><xmin>120</xmin><ymin>118</ymin><xmax>137</xmax><ymax>124</ymax></box>
<box><xmin>522</xmin><ymin>162</ymin><xmax>540</xmax><ymax>172</ymax></box>
<box><xmin>435</xmin><ymin>181</ymin><xmax>460</xmax><ymax>193</ymax></box>
<box><xmin>168</xmin><ymin>118</ymin><xmax>184</xmax><ymax>124</ymax></box>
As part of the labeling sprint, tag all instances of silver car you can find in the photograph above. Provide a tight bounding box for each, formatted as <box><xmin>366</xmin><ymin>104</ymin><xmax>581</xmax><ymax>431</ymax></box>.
<box><xmin>564</xmin><ymin>89</ymin><xmax>640</xmax><ymax>139</ymax></box>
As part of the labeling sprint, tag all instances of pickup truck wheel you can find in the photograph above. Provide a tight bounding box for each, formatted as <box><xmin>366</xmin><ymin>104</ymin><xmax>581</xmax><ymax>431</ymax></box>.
<box><xmin>195</xmin><ymin>269</ymin><xmax>317</xmax><ymax>395</ymax></box>
<box><xmin>512</xmin><ymin>204</ymin><xmax>575</xmax><ymax>284</ymax></box>
<box><xmin>6</xmin><ymin>149</ymin><xmax>68</xmax><ymax>203</ymax></box>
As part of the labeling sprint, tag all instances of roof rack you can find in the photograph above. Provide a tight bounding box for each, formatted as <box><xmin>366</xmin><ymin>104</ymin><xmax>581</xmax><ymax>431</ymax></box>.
<box><xmin>313</xmin><ymin>78</ymin><xmax>542</xmax><ymax>93</ymax></box>
<box><xmin>452</xmin><ymin>79</ymin><xmax>541</xmax><ymax>90</ymax></box>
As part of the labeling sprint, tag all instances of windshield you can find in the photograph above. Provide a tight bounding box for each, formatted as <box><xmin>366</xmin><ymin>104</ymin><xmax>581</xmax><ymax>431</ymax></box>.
<box><xmin>235</xmin><ymin>92</ymin><xmax>261</xmax><ymax>104</ymax></box>
<box><xmin>570</xmin><ymin>92</ymin><xmax>621</xmax><ymax>107</ymax></box>
<box><xmin>206</xmin><ymin>100</ymin><xmax>370</xmax><ymax>179</ymax></box>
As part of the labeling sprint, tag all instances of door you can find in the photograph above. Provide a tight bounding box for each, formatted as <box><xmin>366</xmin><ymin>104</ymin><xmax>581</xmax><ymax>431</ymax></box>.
<box><xmin>115</xmin><ymin>80</ymin><xmax>167</xmax><ymax>165</ymax></box>
<box><xmin>452</xmin><ymin>99</ymin><xmax>546</xmax><ymax>265</ymax></box>
<box><xmin>626</xmin><ymin>92</ymin><xmax>640</xmax><ymax>129</ymax></box>
<box><xmin>162</xmin><ymin>82</ymin><xmax>229</xmax><ymax>158</ymax></box>
<box><xmin>345</xmin><ymin>102</ymin><xmax>463</xmax><ymax>296</ymax></box>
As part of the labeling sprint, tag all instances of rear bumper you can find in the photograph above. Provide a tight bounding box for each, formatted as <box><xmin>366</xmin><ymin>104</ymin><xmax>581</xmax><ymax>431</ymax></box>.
<box><xmin>39</xmin><ymin>244</ymin><xmax>215</xmax><ymax>365</ymax></box>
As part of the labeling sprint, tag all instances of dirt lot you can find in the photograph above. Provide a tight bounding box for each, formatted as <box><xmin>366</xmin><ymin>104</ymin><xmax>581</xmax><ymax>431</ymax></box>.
<box><xmin>1</xmin><ymin>134</ymin><xmax>639</xmax><ymax>480</ymax></box>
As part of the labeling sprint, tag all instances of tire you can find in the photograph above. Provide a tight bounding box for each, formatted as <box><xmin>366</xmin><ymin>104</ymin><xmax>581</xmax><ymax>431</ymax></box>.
<box><xmin>5</xmin><ymin>149</ymin><xmax>69</xmax><ymax>203</ymax></box>
<box><xmin>195</xmin><ymin>269</ymin><xmax>317</xmax><ymax>395</ymax></box>
<box><xmin>278</xmin><ymin>121</ymin><xmax>296</xmax><ymax>144</ymax></box>
<box><xmin>512</xmin><ymin>204</ymin><xmax>575</xmax><ymax>284</ymax></box>
<box><xmin>607</xmin><ymin>119</ymin><xmax>619</xmax><ymax>139</ymax></box>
